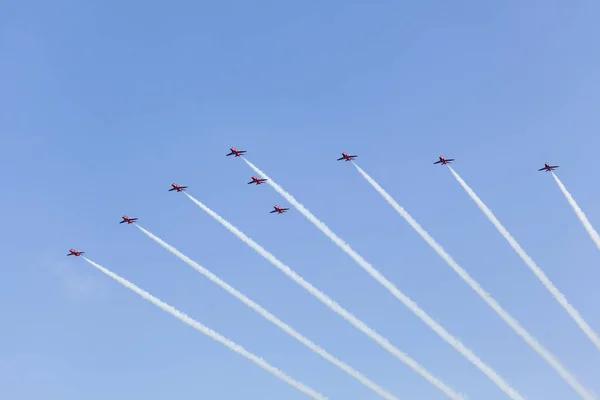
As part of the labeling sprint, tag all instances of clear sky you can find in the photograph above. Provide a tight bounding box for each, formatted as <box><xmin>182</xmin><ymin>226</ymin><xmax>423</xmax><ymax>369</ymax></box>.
<box><xmin>1</xmin><ymin>1</ymin><xmax>599</xmax><ymax>399</ymax></box>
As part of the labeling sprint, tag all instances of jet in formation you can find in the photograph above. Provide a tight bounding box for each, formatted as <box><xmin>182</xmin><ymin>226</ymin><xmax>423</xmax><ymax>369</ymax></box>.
<box><xmin>169</xmin><ymin>183</ymin><xmax>188</xmax><ymax>192</ymax></box>
<box><xmin>270</xmin><ymin>205</ymin><xmax>289</xmax><ymax>214</ymax></box>
<box><xmin>337</xmin><ymin>152</ymin><xmax>357</xmax><ymax>161</ymax></box>
<box><xmin>248</xmin><ymin>176</ymin><xmax>268</xmax><ymax>185</ymax></box>
<box><xmin>67</xmin><ymin>249</ymin><xmax>84</xmax><ymax>257</ymax></box>
<box><xmin>434</xmin><ymin>156</ymin><xmax>454</xmax><ymax>165</ymax></box>
<box><xmin>538</xmin><ymin>163</ymin><xmax>559</xmax><ymax>172</ymax></box>
<box><xmin>120</xmin><ymin>215</ymin><xmax>138</xmax><ymax>224</ymax></box>
<box><xmin>226</xmin><ymin>147</ymin><xmax>247</xmax><ymax>157</ymax></box>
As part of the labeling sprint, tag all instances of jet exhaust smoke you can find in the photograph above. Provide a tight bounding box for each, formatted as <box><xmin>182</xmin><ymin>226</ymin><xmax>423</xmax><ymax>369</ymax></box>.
<box><xmin>551</xmin><ymin>172</ymin><xmax>600</xmax><ymax>251</ymax></box>
<box><xmin>354</xmin><ymin>163</ymin><xmax>595</xmax><ymax>400</ymax></box>
<box><xmin>82</xmin><ymin>257</ymin><xmax>327</xmax><ymax>400</ymax></box>
<box><xmin>133</xmin><ymin>224</ymin><xmax>398</xmax><ymax>400</ymax></box>
<box><xmin>183</xmin><ymin>192</ymin><xmax>464</xmax><ymax>400</ymax></box>
<box><xmin>449</xmin><ymin>166</ymin><xmax>600</xmax><ymax>353</ymax></box>
<box><xmin>243</xmin><ymin>158</ymin><xmax>521</xmax><ymax>400</ymax></box>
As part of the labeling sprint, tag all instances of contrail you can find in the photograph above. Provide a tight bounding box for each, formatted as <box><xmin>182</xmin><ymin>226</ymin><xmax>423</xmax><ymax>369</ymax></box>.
<box><xmin>551</xmin><ymin>172</ymin><xmax>600</xmax><ymax>251</ymax></box>
<box><xmin>449</xmin><ymin>166</ymin><xmax>600</xmax><ymax>352</ymax></box>
<box><xmin>134</xmin><ymin>224</ymin><xmax>397</xmax><ymax>400</ymax></box>
<box><xmin>354</xmin><ymin>163</ymin><xmax>596</xmax><ymax>400</ymax></box>
<box><xmin>243</xmin><ymin>158</ymin><xmax>522</xmax><ymax>400</ymax></box>
<box><xmin>183</xmin><ymin>192</ymin><xmax>465</xmax><ymax>400</ymax></box>
<box><xmin>81</xmin><ymin>257</ymin><xmax>327</xmax><ymax>400</ymax></box>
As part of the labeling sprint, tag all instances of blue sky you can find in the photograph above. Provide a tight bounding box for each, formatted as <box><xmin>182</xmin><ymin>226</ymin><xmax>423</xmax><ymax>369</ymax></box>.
<box><xmin>1</xmin><ymin>0</ymin><xmax>599</xmax><ymax>398</ymax></box>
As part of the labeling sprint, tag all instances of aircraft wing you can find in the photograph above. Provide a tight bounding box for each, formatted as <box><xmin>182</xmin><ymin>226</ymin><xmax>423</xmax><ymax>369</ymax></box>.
<box><xmin>433</xmin><ymin>160</ymin><xmax>442</xmax><ymax>164</ymax></box>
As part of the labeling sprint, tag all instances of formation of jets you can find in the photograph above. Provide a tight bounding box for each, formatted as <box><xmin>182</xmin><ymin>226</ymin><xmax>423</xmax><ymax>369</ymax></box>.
<box><xmin>68</xmin><ymin>148</ymin><xmax>560</xmax><ymax>256</ymax></box>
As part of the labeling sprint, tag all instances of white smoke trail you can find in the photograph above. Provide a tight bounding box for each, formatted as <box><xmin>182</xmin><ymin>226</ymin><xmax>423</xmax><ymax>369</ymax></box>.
<box><xmin>449</xmin><ymin>166</ymin><xmax>600</xmax><ymax>352</ymax></box>
<box><xmin>551</xmin><ymin>172</ymin><xmax>600</xmax><ymax>251</ymax></box>
<box><xmin>81</xmin><ymin>257</ymin><xmax>327</xmax><ymax>400</ymax></box>
<box><xmin>134</xmin><ymin>224</ymin><xmax>396</xmax><ymax>400</ymax></box>
<box><xmin>243</xmin><ymin>158</ymin><xmax>522</xmax><ymax>400</ymax></box>
<box><xmin>354</xmin><ymin>163</ymin><xmax>596</xmax><ymax>400</ymax></box>
<box><xmin>135</xmin><ymin>224</ymin><xmax>397</xmax><ymax>400</ymax></box>
<box><xmin>183</xmin><ymin>192</ymin><xmax>464</xmax><ymax>400</ymax></box>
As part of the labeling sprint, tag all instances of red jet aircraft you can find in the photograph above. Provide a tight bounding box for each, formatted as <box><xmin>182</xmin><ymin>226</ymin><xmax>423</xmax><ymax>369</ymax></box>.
<box><xmin>169</xmin><ymin>183</ymin><xmax>188</xmax><ymax>192</ymax></box>
<box><xmin>248</xmin><ymin>176</ymin><xmax>268</xmax><ymax>185</ymax></box>
<box><xmin>538</xmin><ymin>163</ymin><xmax>559</xmax><ymax>172</ymax></box>
<box><xmin>67</xmin><ymin>249</ymin><xmax>85</xmax><ymax>257</ymax></box>
<box><xmin>120</xmin><ymin>215</ymin><xmax>138</xmax><ymax>224</ymax></box>
<box><xmin>337</xmin><ymin>152</ymin><xmax>357</xmax><ymax>161</ymax></box>
<box><xmin>270</xmin><ymin>205</ymin><xmax>289</xmax><ymax>214</ymax></box>
<box><xmin>433</xmin><ymin>156</ymin><xmax>454</xmax><ymax>165</ymax></box>
<box><xmin>226</xmin><ymin>147</ymin><xmax>247</xmax><ymax>157</ymax></box>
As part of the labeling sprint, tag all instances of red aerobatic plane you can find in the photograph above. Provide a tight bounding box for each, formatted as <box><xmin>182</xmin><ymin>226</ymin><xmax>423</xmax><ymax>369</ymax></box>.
<box><xmin>120</xmin><ymin>215</ymin><xmax>138</xmax><ymax>224</ymax></box>
<box><xmin>67</xmin><ymin>249</ymin><xmax>85</xmax><ymax>257</ymax></box>
<box><xmin>433</xmin><ymin>156</ymin><xmax>454</xmax><ymax>165</ymax></box>
<box><xmin>337</xmin><ymin>152</ymin><xmax>357</xmax><ymax>161</ymax></box>
<box><xmin>538</xmin><ymin>163</ymin><xmax>559</xmax><ymax>172</ymax></box>
<box><xmin>169</xmin><ymin>183</ymin><xmax>188</xmax><ymax>192</ymax></box>
<box><xmin>270</xmin><ymin>205</ymin><xmax>289</xmax><ymax>214</ymax></box>
<box><xmin>248</xmin><ymin>176</ymin><xmax>268</xmax><ymax>185</ymax></box>
<box><xmin>226</xmin><ymin>147</ymin><xmax>247</xmax><ymax>157</ymax></box>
